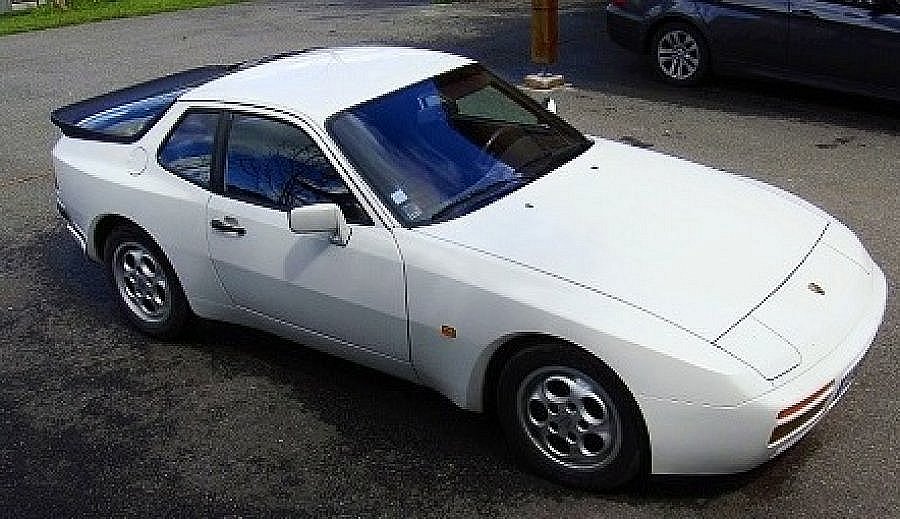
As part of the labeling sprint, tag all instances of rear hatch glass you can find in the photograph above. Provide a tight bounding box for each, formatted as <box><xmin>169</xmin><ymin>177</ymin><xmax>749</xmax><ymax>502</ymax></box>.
<box><xmin>51</xmin><ymin>65</ymin><xmax>233</xmax><ymax>143</ymax></box>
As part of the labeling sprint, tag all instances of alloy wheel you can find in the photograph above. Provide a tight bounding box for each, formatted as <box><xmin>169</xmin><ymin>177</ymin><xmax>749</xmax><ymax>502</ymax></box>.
<box><xmin>517</xmin><ymin>366</ymin><xmax>623</xmax><ymax>469</ymax></box>
<box><xmin>656</xmin><ymin>29</ymin><xmax>701</xmax><ymax>81</ymax></box>
<box><xmin>112</xmin><ymin>241</ymin><xmax>172</xmax><ymax>323</ymax></box>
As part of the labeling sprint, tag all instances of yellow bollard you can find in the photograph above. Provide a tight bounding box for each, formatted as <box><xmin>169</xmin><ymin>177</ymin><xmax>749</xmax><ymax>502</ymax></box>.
<box><xmin>525</xmin><ymin>0</ymin><xmax>565</xmax><ymax>90</ymax></box>
<box><xmin>531</xmin><ymin>0</ymin><xmax>559</xmax><ymax>65</ymax></box>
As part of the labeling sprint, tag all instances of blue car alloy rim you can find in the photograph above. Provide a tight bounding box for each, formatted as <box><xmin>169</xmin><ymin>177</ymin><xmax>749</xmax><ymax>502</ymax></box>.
<box><xmin>657</xmin><ymin>29</ymin><xmax>701</xmax><ymax>81</ymax></box>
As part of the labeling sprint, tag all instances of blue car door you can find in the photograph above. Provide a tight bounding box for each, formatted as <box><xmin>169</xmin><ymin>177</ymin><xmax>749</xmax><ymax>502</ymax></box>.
<box><xmin>789</xmin><ymin>0</ymin><xmax>900</xmax><ymax>93</ymax></box>
<box><xmin>697</xmin><ymin>0</ymin><xmax>791</xmax><ymax>70</ymax></box>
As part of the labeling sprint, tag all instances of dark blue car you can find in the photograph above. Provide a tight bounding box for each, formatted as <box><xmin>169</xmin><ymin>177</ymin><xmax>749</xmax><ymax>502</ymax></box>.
<box><xmin>606</xmin><ymin>0</ymin><xmax>900</xmax><ymax>101</ymax></box>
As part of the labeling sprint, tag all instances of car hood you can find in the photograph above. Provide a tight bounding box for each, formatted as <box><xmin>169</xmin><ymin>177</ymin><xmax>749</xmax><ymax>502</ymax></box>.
<box><xmin>416</xmin><ymin>138</ymin><xmax>828</xmax><ymax>342</ymax></box>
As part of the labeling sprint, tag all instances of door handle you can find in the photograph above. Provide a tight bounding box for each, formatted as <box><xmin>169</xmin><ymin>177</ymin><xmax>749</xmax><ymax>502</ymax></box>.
<box><xmin>210</xmin><ymin>218</ymin><xmax>246</xmax><ymax>236</ymax></box>
<box><xmin>792</xmin><ymin>9</ymin><xmax>819</xmax><ymax>18</ymax></box>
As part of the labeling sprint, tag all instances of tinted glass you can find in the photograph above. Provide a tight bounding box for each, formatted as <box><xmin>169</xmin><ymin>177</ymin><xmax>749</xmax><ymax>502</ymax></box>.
<box><xmin>78</xmin><ymin>89</ymin><xmax>186</xmax><ymax>139</ymax></box>
<box><xmin>456</xmin><ymin>85</ymin><xmax>539</xmax><ymax>125</ymax></box>
<box><xmin>327</xmin><ymin>64</ymin><xmax>590</xmax><ymax>226</ymax></box>
<box><xmin>225</xmin><ymin>114</ymin><xmax>369</xmax><ymax>223</ymax></box>
<box><xmin>158</xmin><ymin>111</ymin><xmax>218</xmax><ymax>188</ymax></box>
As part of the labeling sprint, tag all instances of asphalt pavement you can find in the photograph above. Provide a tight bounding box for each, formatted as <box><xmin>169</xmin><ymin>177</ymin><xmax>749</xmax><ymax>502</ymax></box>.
<box><xmin>0</xmin><ymin>1</ymin><xmax>897</xmax><ymax>516</ymax></box>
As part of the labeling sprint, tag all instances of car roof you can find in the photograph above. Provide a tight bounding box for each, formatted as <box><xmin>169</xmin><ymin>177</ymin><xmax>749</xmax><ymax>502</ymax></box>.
<box><xmin>180</xmin><ymin>46</ymin><xmax>474</xmax><ymax>125</ymax></box>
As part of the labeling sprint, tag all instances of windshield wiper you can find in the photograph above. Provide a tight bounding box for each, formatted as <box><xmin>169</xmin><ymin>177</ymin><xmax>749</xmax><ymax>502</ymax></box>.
<box><xmin>518</xmin><ymin>141</ymin><xmax>590</xmax><ymax>176</ymax></box>
<box><xmin>430</xmin><ymin>177</ymin><xmax>524</xmax><ymax>223</ymax></box>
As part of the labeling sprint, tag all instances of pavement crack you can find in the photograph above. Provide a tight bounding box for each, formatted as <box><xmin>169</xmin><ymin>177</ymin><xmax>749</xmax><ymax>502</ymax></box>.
<box><xmin>0</xmin><ymin>173</ymin><xmax>49</xmax><ymax>187</ymax></box>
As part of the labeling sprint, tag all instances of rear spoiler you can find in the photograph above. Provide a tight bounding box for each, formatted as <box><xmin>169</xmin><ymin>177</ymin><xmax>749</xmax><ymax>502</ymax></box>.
<box><xmin>50</xmin><ymin>50</ymin><xmax>324</xmax><ymax>143</ymax></box>
<box><xmin>50</xmin><ymin>64</ymin><xmax>237</xmax><ymax>143</ymax></box>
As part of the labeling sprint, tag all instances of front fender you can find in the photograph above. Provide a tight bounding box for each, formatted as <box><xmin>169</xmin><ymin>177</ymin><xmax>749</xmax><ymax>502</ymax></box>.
<box><xmin>395</xmin><ymin>230</ymin><xmax>770</xmax><ymax>413</ymax></box>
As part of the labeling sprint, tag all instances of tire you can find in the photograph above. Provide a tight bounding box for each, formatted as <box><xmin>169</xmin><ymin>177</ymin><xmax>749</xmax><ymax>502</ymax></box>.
<box><xmin>103</xmin><ymin>225</ymin><xmax>190</xmax><ymax>339</ymax></box>
<box><xmin>651</xmin><ymin>22</ymin><xmax>709</xmax><ymax>86</ymax></box>
<box><xmin>496</xmin><ymin>343</ymin><xmax>648</xmax><ymax>490</ymax></box>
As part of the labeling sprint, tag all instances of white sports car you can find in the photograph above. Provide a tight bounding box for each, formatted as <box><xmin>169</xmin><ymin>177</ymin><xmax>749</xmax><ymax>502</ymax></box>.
<box><xmin>51</xmin><ymin>47</ymin><xmax>887</xmax><ymax>490</ymax></box>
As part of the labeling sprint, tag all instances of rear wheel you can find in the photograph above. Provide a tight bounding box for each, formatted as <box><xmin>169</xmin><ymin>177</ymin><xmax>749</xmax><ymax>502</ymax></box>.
<box><xmin>651</xmin><ymin>22</ymin><xmax>709</xmax><ymax>86</ymax></box>
<box><xmin>496</xmin><ymin>343</ymin><xmax>648</xmax><ymax>490</ymax></box>
<box><xmin>104</xmin><ymin>226</ymin><xmax>190</xmax><ymax>338</ymax></box>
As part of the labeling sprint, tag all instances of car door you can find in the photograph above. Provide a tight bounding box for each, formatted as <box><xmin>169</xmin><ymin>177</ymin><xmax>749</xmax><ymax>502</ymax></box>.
<box><xmin>697</xmin><ymin>0</ymin><xmax>790</xmax><ymax>70</ymax></box>
<box><xmin>151</xmin><ymin>107</ymin><xmax>231</xmax><ymax>309</ymax></box>
<box><xmin>788</xmin><ymin>0</ymin><xmax>899</xmax><ymax>90</ymax></box>
<box><xmin>206</xmin><ymin>109</ymin><xmax>409</xmax><ymax>361</ymax></box>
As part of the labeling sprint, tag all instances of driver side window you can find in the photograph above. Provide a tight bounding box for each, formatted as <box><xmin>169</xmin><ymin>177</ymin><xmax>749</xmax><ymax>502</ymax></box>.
<box><xmin>224</xmin><ymin>114</ymin><xmax>371</xmax><ymax>224</ymax></box>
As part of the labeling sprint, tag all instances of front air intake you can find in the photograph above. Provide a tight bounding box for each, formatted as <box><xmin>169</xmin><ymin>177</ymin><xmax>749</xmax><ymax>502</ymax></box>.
<box><xmin>769</xmin><ymin>381</ymin><xmax>835</xmax><ymax>446</ymax></box>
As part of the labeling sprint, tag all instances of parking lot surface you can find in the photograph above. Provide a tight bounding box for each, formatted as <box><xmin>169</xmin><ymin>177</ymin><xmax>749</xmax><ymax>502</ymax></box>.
<box><xmin>0</xmin><ymin>1</ymin><xmax>897</xmax><ymax>516</ymax></box>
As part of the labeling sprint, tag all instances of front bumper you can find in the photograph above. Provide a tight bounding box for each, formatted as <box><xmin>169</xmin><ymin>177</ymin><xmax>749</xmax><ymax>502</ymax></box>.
<box><xmin>641</xmin><ymin>262</ymin><xmax>887</xmax><ymax>474</ymax></box>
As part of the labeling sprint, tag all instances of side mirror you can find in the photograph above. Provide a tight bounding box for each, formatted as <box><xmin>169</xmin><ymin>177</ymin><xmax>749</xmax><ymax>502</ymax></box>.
<box><xmin>288</xmin><ymin>203</ymin><xmax>351</xmax><ymax>246</ymax></box>
<box><xmin>543</xmin><ymin>96</ymin><xmax>557</xmax><ymax>114</ymax></box>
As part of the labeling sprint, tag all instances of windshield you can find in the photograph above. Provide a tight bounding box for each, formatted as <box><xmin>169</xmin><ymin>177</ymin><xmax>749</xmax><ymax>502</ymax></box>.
<box><xmin>327</xmin><ymin>64</ymin><xmax>591</xmax><ymax>226</ymax></box>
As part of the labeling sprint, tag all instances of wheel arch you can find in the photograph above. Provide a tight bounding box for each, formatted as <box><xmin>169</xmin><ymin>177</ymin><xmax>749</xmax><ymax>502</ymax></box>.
<box><xmin>479</xmin><ymin>332</ymin><xmax>653</xmax><ymax>478</ymax></box>
<box><xmin>481</xmin><ymin>333</ymin><xmax>558</xmax><ymax>416</ymax></box>
<box><xmin>91</xmin><ymin>214</ymin><xmax>153</xmax><ymax>261</ymax></box>
<box><xmin>478</xmin><ymin>333</ymin><xmax>639</xmax><ymax>423</ymax></box>
<box><xmin>97</xmin><ymin>213</ymin><xmax>194</xmax><ymax>338</ymax></box>
<box><xmin>643</xmin><ymin>15</ymin><xmax>711</xmax><ymax>56</ymax></box>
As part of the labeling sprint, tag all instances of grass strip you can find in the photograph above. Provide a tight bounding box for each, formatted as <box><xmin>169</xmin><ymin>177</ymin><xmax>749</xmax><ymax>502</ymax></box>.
<box><xmin>1</xmin><ymin>0</ymin><xmax>242</xmax><ymax>36</ymax></box>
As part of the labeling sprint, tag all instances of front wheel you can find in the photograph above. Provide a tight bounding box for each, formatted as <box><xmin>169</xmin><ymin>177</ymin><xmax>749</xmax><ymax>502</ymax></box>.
<box><xmin>104</xmin><ymin>226</ymin><xmax>190</xmax><ymax>338</ymax></box>
<box><xmin>651</xmin><ymin>22</ymin><xmax>709</xmax><ymax>86</ymax></box>
<box><xmin>496</xmin><ymin>343</ymin><xmax>648</xmax><ymax>490</ymax></box>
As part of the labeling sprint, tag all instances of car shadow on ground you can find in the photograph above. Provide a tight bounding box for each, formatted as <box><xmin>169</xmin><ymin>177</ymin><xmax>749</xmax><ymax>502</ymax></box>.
<box><xmin>178</xmin><ymin>316</ymin><xmax>813</xmax><ymax>503</ymax></box>
<box><xmin>28</xmin><ymin>224</ymin><xmax>818</xmax><ymax>511</ymax></box>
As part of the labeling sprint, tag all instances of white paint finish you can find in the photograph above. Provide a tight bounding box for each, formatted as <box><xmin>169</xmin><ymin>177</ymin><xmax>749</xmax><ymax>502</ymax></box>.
<box><xmin>749</xmin><ymin>235</ymin><xmax>875</xmax><ymax>370</ymax></box>
<box><xmin>647</xmin><ymin>264</ymin><xmax>885</xmax><ymax>474</ymax></box>
<box><xmin>52</xmin><ymin>124</ymin><xmax>227</xmax><ymax>311</ymax></box>
<box><xmin>183</xmin><ymin>47</ymin><xmax>473</xmax><ymax>126</ymax></box>
<box><xmin>638</xmin><ymin>395</ymin><xmax>777</xmax><ymax>474</ymax></box>
<box><xmin>394</xmin><ymin>229</ymin><xmax>769</xmax><ymax>410</ymax></box>
<box><xmin>126</xmin><ymin>146</ymin><xmax>147</xmax><ymax>176</ymax></box>
<box><xmin>207</xmin><ymin>194</ymin><xmax>409</xmax><ymax>361</ymax></box>
<box><xmin>820</xmin><ymin>220</ymin><xmax>873</xmax><ymax>275</ymax></box>
<box><xmin>716</xmin><ymin>316</ymin><xmax>801</xmax><ymax>380</ymax></box>
<box><xmin>420</xmin><ymin>138</ymin><xmax>828</xmax><ymax>341</ymax></box>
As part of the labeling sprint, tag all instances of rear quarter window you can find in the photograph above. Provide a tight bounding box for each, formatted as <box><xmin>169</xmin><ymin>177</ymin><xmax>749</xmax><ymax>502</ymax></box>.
<box><xmin>158</xmin><ymin>111</ymin><xmax>219</xmax><ymax>188</ymax></box>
